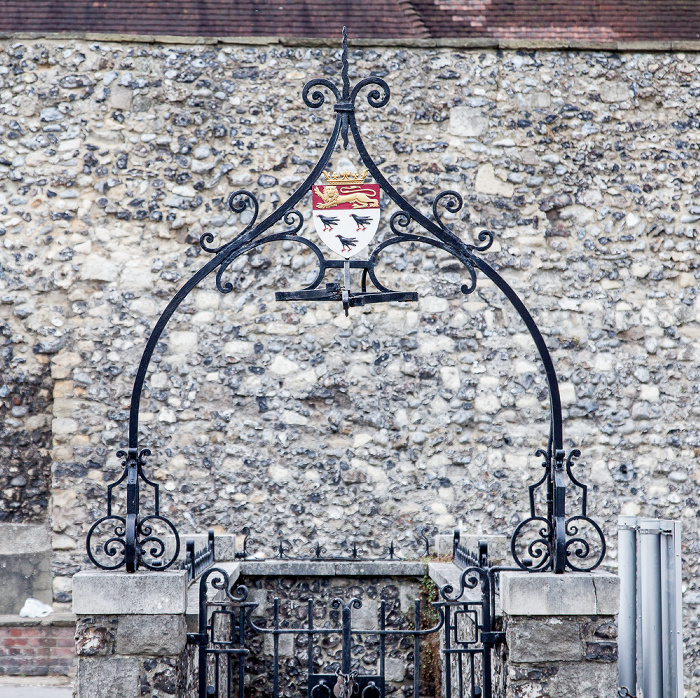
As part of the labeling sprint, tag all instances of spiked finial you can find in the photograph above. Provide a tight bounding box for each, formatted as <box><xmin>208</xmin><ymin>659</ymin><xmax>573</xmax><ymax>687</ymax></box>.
<box><xmin>341</xmin><ymin>27</ymin><xmax>349</xmax><ymax>100</ymax></box>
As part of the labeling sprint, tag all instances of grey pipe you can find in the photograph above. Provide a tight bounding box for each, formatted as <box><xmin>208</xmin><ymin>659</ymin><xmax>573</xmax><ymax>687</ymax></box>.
<box><xmin>618</xmin><ymin>516</ymin><xmax>638</xmax><ymax>694</ymax></box>
<box><xmin>639</xmin><ymin>518</ymin><xmax>663</xmax><ymax>698</ymax></box>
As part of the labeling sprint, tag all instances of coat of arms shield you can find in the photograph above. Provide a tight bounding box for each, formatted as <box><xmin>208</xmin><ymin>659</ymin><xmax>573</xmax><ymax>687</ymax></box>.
<box><xmin>312</xmin><ymin>169</ymin><xmax>380</xmax><ymax>258</ymax></box>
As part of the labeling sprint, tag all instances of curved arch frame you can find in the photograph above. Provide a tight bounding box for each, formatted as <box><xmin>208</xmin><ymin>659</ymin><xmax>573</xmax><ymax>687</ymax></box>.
<box><xmin>86</xmin><ymin>29</ymin><xmax>605</xmax><ymax>574</ymax></box>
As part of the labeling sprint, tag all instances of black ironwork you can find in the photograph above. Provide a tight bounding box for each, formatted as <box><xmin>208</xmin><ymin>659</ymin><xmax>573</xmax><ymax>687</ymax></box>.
<box><xmin>189</xmin><ymin>551</ymin><xmax>501</xmax><ymax>698</ymax></box>
<box><xmin>453</xmin><ymin>531</ymin><xmax>489</xmax><ymax>571</ymax></box>
<box><xmin>234</xmin><ymin>526</ymin><xmax>431</xmax><ymax>562</ymax></box>
<box><xmin>86</xmin><ymin>27</ymin><xmax>604</xmax><ymax>574</ymax></box>
<box><xmin>86</xmin><ymin>448</ymin><xmax>179</xmax><ymax>572</ymax></box>
<box><xmin>177</xmin><ymin>529</ymin><xmax>216</xmax><ymax>582</ymax></box>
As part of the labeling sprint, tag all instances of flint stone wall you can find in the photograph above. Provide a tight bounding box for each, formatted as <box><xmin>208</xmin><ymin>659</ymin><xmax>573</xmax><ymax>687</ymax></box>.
<box><xmin>0</xmin><ymin>36</ymin><xmax>699</xmax><ymax>691</ymax></box>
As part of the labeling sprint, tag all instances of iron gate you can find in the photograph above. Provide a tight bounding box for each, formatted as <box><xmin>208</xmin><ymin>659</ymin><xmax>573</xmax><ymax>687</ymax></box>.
<box><xmin>188</xmin><ymin>555</ymin><xmax>502</xmax><ymax>698</ymax></box>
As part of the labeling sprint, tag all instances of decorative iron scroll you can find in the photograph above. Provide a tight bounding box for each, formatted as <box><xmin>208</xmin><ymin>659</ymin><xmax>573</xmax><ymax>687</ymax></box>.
<box><xmin>86</xmin><ymin>448</ymin><xmax>179</xmax><ymax>572</ymax></box>
<box><xmin>233</xmin><ymin>525</ymin><xmax>431</xmax><ymax>562</ymax></box>
<box><xmin>86</xmin><ymin>27</ymin><xmax>605</xmax><ymax>574</ymax></box>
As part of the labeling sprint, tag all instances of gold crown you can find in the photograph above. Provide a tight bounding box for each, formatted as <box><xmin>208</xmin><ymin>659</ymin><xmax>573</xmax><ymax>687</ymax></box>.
<box><xmin>322</xmin><ymin>168</ymin><xmax>369</xmax><ymax>185</ymax></box>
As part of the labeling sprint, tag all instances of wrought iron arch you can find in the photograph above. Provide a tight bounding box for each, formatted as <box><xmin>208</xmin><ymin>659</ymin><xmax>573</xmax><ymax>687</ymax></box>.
<box><xmin>86</xmin><ymin>28</ymin><xmax>605</xmax><ymax>574</ymax></box>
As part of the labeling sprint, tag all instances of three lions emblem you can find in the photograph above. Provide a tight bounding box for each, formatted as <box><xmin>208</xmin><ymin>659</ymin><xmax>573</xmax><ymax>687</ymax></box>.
<box><xmin>312</xmin><ymin>169</ymin><xmax>381</xmax><ymax>258</ymax></box>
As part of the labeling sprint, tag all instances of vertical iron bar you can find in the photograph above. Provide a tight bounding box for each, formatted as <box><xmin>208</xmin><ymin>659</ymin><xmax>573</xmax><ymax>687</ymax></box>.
<box><xmin>215</xmin><ymin>652</ymin><xmax>220</xmax><ymax>698</ymax></box>
<box><xmin>342</xmin><ymin>603</ymin><xmax>352</xmax><ymax>673</ymax></box>
<box><xmin>125</xmin><ymin>457</ymin><xmax>139</xmax><ymax>572</ymax></box>
<box><xmin>238</xmin><ymin>607</ymin><xmax>245</xmax><ymax>698</ymax></box>
<box><xmin>273</xmin><ymin>598</ymin><xmax>280</xmax><ymax>698</ymax></box>
<box><xmin>307</xmin><ymin>599</ymin><xmax>314</xmax><ymax>680</ymax></box>
<box><xmin>457</xmin><ymin>649</ymin><xmax>463</xmax><ymax>698</ymax></box>
<box><xmin>198</xmin><ymin>576</ymin><xmax>209</xmax><ymax>698</ymax></box>
<box><xmin>413</xmin><ymin>600</ymin><xmax>420</xmax><ymax>698</ymax></box>
<box><xmin>481</xmin><ymin>574</ymin><xmax>493</xmax><ymax>698</ymax></box>
<box><xmin>379</xmin><ymin>600</ymin><xmax>385</xmax><ymax>681</ymax></box>
<box><xmin>444</xmin><ymin>606</ymin><xmax>452</xmax><ymax>698</ymax></box>
<box><xmin>470</xmin><ymin>652</ymin><xmax>475</xmax><ymax>698</ymax></box>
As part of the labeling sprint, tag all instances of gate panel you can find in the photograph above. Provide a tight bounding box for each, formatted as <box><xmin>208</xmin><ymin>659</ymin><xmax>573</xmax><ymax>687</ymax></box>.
<box><xmin>189</xmin><ymin>563</ymin><xmax>501</xmax><ymax>698</ymax></box>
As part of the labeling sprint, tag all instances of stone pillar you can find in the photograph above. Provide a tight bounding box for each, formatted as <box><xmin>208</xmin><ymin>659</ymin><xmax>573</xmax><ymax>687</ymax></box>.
<box><xmin>72</xmin><ymin>570</ymin><xmax>189</xmax><ymax>698</ymax></box>
<box><xmin>496</xmin><ymin>572</ymin><xmax>619</xmax><ymax>698</ymax></box>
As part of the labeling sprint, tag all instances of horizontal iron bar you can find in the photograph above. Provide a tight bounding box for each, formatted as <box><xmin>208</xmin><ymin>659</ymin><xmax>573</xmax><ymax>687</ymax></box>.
<box><xmin>325</xmin><ymin>259</ymin><xmax>373</xmax><ymax>268</ymax></box>
<box><xmin>275</xmin><ymin>289</ymin><xmax>417</xmax><ymax>304</ymax></box>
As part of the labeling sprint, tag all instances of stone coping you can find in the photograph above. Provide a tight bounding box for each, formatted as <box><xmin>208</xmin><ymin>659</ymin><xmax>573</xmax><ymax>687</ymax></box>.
<box><xmin>0</xmin><ymin>523</ymin><xmax>51</xmax><ymax>555</ymax></box>
<box><xmin>238</xmin><ymin>560</ymin><xmax>428</xmax><ymax>577</ymax></box>
<box><xmin>0</xmin><ymin>32</ymin><xmax>699</xmax><ymax>52</ymax></box>
<box><xmin>0</xmin><ymin>612</ymin><xmax>76</xmax><ymax>626</ymax></box>
<box><xmin>500</xmin><ymin>571</ymin><xmax>620</xmax><ymax>616</ymax></box>
<box><xmin>73</xmin><ymin>570</ymin><xmax>188</xmax><ymax>616</ymax></box>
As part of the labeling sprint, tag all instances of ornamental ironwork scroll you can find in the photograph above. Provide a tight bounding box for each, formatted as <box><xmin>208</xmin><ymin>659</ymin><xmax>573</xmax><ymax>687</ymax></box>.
<box><xmin>86</xmin><ymin>28</ymin><xmax>605</xmax><ymax>574</ymax></box>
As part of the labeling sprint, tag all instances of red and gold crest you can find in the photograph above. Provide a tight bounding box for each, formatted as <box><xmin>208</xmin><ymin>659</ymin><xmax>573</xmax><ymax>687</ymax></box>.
<box><xmin>312</xmin><ymin>169</ymin><xmax>380</xmax><ymax>258</ymax></box>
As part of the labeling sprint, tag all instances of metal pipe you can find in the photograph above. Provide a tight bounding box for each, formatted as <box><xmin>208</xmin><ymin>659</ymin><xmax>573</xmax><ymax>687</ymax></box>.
<box><xmin>660</xmin><ymin>520</ymin><xmax>683</xmax><ymax>698</ymax></box>
<box><xmin>639</xmin><ymin>518</ymin><xmax>663</xmax><ymax>698</ymax></box>
<box><xmin>672</xmin><ymin>521</ymin><xmax>684</xmax><ymax>698</ymax></box>
<box><xmin>660</xmin><ymin>521</ymin><xmax>671</xmax><ymax>698</ymax></box>
<box><xmin>618</xmin><ymin>516</ymin><xmax>638</xmax><ymax>695</ymax></box>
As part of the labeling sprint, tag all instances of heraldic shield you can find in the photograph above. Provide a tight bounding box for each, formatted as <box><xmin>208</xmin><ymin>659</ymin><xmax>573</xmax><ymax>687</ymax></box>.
<box><xmin>312</xmin><ymin>168</ymin><xmax>380</xmax><ymax>258</ymax></box>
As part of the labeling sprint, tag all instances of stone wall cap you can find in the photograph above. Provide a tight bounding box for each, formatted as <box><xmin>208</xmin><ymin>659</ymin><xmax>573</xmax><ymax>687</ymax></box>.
<box><xmin>239</xmin><ymin>561</ymin><xmax>338</xmax><ymax>576</ymax></box>
<box><xmin>0</xmin><ymin>612</ymin><xmax>76</xmax><ymax>626</ymax></box>
<box><xmin>237</xmin><ymin>560</ymin><xmax>427</xmax><ymax>577</ymax></box>
<box><xmin>0</xmin><ymin>523</ymin><xmax>51</xmax><ymax>554</ymax></box>
<box><xmin>72</xmin><ymin>569</ymin><xmax>188</xmax><ymax>615</ymax></box>
<box><xmin>0</xmin><ymin>32</ymin><xmax>698</xmax><ymax>53</ymax></box>
<box><xmin>500</xmin><ymin>571</ymin><xmax>619</xmax><ymax>616</ymax></box>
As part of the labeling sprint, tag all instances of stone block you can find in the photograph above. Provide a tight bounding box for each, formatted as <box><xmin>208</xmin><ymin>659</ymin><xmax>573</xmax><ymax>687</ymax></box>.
<box><xmin>585</xmin><ymin>641</ymin><xmax>618</xmax><ymax>662</ymax></box>
<box><xmin>600</xmin><ymin>82</ymin><xmax>630</xmax><ymax>103</ymax></box>
<box><xmin>72</xmin><ymin>570</ymin><xmax>188</xmax><ymax>615</ymax></box>
<box><xmin>0</xmin><ymin>523</ymin><xmax>50</xmax><ymax>554</ymax></box>
<box><xmin>76</xmin><ymin>656</ymin><xmax>140</xmax><ymax>698</ymax></box>
<box><xmin>385</xmin><ymin>658</ymin><xmax>406</xmax><ymax>682</ymax></box>
<box><xmin>500</xmin><ymin>572</ymin><xmax>619</xmax><ymax>616</ymax></box>
<box><xmin>548</xmin><ymin>661</ymin><xmax>618</xmax><ymax>697</ymax></box>
<box><xmin>110</xmin><ymin>85</ymin><xmax>132</xmax><ymax>111</ymax></box>
<box><xmin>0</xmin><ymin>523</ymin><xmax>52</xmax><ymax>613</ymax></box>
<box><xmin>264</xmin><ymin>631</ymin><xmax>295</xmax><ymax>656</ymax></box>
<box><xmin>115</xmin><ymin>614</ymin><xmax>186</xmax><ymax>655</ymax></box>
<box><xmin>506</xmin><ymin>617</ymin><xmax>582</xmax><ymax>662</ymax></box>
<box><xmin>352</xmin><ymin>599</ymin><xmax>378</xmax><ymax>630</ymax></box>
<box><xmin>76</xmin><ymin>616</ymin><xmax>117</xmax><ymax>656</ymax></box>
<box><xmin>474</xmin><ymin>163</ymin><xmax>514</xmax><ymax>198</ymax></box>
<box><xmin>449</xmin><ymin>107</ymin><xmax>488</xmax><ymax>138</ymax></box>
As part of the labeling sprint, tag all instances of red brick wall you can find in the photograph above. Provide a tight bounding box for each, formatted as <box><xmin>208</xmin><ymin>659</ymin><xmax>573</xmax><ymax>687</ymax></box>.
<box><xmin>0</xmin><ymin>620</ymin><xmax>76</xmax><ymax>676</ymax></box>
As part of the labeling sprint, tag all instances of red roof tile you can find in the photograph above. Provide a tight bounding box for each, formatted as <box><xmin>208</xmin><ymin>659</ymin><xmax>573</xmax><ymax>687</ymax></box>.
<box><xmin>411</xmin><ymin>0</ymin><xmax>700</xmax><ymax>40</ymax></box>
<box><xmin>0</xmin><ymin>0</ymin><xmax>698</xmax><ymax>40</ymax></box>
<box><xmin>0</xmin><ymin>0</ymin><xmax>429</xmax><ymax>38</ymax></box>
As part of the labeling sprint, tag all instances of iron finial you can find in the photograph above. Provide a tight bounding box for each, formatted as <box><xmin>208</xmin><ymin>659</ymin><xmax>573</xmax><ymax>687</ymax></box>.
<box><xmin>341</xmin><ymin>26</ymin><xmax>349</xmax><ymax>100</ymax></box>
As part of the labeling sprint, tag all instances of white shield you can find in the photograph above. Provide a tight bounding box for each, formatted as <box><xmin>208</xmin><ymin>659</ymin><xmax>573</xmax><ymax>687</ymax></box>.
<box><xmin>312</xmin><ymin>182</ymin><xmax>380</xmax><ymax>258</ymax></box>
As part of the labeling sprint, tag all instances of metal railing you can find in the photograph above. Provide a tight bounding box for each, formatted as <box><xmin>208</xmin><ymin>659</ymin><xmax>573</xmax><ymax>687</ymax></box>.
<box><xmin>177</xmin><ymin>529</ymin><xmax>216</xmax><ymax>582</ymax></box>
<box><xmin>618</xmin><ymin>517</ymin><xmax>683</xmax><ymax>698</ymax></box>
